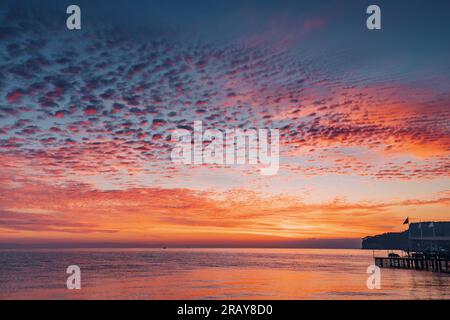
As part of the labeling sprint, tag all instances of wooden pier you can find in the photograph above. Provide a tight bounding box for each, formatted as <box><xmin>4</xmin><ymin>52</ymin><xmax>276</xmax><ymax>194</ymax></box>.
<box><xmin>375</xmin><ymin>256</ymin><xmax>450</xmax><ymax>273</ymax></box>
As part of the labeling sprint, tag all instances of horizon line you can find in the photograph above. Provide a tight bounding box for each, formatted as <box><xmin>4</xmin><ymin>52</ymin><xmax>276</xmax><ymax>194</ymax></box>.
<box><xmin>0</xmin><ymin>239</ymin><xmax>363</xmax><ymax>249</ymax></box>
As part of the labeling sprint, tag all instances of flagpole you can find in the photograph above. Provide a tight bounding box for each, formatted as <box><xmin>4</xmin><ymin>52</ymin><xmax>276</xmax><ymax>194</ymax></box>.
<box><xmin>407</xmin><ymin>218</ymin><xmax>411</xmax><ymax>256</ymax></box>
<box><xmin>430</xmin><ymin>222</ymin><xmax>436</xmax><ymax>253</ymax></box>
<box><xmin>420</xmin><ymin>220</ymin><xmax>423</xmax><ymax>251</ymax></box>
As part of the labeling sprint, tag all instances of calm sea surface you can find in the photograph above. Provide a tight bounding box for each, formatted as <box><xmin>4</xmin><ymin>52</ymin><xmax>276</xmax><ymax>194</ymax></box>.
<box><xmin>0</xmin><ymin>248</ymin><xmax>449</xmax><ymax>299</ymax></box>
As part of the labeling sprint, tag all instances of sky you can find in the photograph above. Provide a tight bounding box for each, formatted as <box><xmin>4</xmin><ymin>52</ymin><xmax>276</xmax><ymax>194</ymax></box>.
<box><xmin>0</xmin><ymin>0</ymin><xmax>449</xmax><ymax>247</ymax></box>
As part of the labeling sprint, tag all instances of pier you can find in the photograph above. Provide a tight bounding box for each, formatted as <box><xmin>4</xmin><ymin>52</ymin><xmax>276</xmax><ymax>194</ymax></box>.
<box><xmin>364</xmin><ymin>221</ymin><xmax>450</xmax><ymax>273</ymax></box>
<box><xmin>375</xmin><ymin>256</ymin><xmax>450</xmax><ymax>273</ymax></box>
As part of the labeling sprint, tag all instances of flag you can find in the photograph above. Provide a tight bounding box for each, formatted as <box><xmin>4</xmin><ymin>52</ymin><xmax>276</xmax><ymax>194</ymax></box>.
<box><xmin>403</xmin><ymin>217</ymin><xmax>409</xmax><ymax>225</ymax></box>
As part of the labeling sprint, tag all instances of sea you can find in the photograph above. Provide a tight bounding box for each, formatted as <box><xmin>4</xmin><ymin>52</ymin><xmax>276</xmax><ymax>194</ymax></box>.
<box><xmin>0</xmin><ymin>248</ymin><xmax>449</xmax><ymax>299</ymax></box>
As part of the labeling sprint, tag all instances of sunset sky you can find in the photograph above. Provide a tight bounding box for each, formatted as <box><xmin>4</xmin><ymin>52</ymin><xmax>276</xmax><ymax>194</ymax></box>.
<box><xmin>0</xmin><ymin>0</ymin><xmax>449</xmax><ymax>247</ymax></box>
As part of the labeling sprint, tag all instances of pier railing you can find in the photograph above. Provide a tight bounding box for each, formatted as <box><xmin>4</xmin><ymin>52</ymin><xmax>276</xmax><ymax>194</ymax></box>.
<box><xmin>375</xmin><ymin>256</ymin><xmax>449</xmax><ymax>273</ymax></box>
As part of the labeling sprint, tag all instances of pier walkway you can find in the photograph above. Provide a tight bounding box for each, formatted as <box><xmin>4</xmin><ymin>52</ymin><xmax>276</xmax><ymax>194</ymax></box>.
<box><xmin>375</xmin><ymin>256</ymin><xmax>450</xmax><ymax>273</ymax></box>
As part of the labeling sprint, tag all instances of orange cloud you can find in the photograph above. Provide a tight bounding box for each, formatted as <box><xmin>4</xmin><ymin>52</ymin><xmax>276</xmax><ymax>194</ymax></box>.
<box><xmin>1</xmin><ymin>180</ymin><xmax>448</xmax><ymax>244</ymax></box>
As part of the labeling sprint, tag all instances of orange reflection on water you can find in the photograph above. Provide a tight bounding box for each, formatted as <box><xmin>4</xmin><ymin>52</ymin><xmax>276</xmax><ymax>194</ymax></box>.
<box><xmin>1</xmin><ymin>249</ymin><xmax>449</xmax><ymax>300</ymax></box>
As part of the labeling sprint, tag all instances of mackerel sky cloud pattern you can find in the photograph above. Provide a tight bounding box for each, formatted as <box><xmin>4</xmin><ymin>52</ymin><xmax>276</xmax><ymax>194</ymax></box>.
<box><xmin>0</xmin><ymin>0</ymin><xmax>449</xmax><ymax>245</ymax></box>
